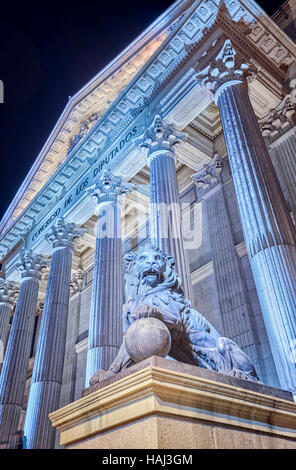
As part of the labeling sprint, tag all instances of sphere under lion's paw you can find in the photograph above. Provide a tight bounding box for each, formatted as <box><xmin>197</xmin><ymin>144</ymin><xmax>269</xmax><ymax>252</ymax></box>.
<box><xmin>124</xmin><ymin>317</ymin><xmax>171</xmax><ymax>362</ymax></box>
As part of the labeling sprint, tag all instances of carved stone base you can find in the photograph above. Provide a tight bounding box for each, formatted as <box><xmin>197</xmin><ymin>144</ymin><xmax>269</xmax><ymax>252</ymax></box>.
<box><xmin>50</xmin><ymin>357</ymin><xmax>296</xmax><ymax>449</ymax></box>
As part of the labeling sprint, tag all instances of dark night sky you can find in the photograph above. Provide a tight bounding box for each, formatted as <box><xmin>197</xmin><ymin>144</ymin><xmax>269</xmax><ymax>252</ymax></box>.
<box><xmin>0</xmin><ymin>0</ymin><xmax>284</xmax><ymax>222</ymax></box>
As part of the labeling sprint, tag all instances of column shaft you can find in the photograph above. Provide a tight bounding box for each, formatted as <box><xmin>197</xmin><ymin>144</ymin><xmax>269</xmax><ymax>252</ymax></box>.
<box><xmin>0</xmin><ymin>276</ymin><xmax>40</xmax><ymax>448</ymax></box>
<box><xmin>135</xmin><ymin>115</ymin><xmax>193</xmax><ymax>301</ymax></box>
<box><xmin>24</xmin><ymin>245</ymin><xmax>73</xmax><ymax>448</ymax></box>
<box><xmin>150</xmin><ymin>152</ymin><xmax>192</xmax><ymax>300</ymax></box>
<box><xmin>0</xmin><ymin>303</ymin><xmax>13</xmax><ymax>371</ymax></box>
<box><xmin>85</xmin><ymin>170</ymin><xmax>132</xmax><ymax>386</ymax></box>
<box><xmin>85</xmin><ymin>203</ymin><xmax>123</xmax><ymax>385</ymax></box>
<box><xmin>0</xmin><ymin>280</ymin><xmax>19</xmax><ymax>373</ymax></box>
<box><xmin>217</xmin><ymin>82</ymin><xmax>296</xmax><ymax>392</ymax></box>
<box><xmin>204</xmin><ymin>184</ymin><xmax>262</xmax><ymax>377</ymax></box>
<box><xmin>270</xmin><ymin>130</ymin><xmax>296</xmax><ymax>225</ymax></box>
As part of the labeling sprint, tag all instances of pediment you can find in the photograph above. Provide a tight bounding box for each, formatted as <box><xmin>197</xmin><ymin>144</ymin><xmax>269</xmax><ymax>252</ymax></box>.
<box><xmin>0</xmin><ymin>0</ymin><xmax>192</xmax><ymax>233</ymax></box>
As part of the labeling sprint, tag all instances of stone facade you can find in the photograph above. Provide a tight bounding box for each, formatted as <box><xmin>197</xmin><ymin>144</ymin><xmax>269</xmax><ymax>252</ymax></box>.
<box><xmin>0</xmin><ymin>0</ymin><xmax>296</xmax><ymax>449</ymax></box>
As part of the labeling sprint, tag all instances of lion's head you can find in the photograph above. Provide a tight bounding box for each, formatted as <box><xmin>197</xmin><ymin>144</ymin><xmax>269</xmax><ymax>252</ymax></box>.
<box><xmin>123</xmin><ymin>245</ymin><xmax>183</xmax><ymax>301</ymax></box>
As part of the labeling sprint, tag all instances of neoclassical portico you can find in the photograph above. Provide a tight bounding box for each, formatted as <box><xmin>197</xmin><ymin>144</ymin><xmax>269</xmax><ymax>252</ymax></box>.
<box><xmin>85</xmin><ymin>170</ymin><xmax>133</xmax><ymax>386</ymax></box>
<box><xmin>0</xmin><ymin>0</ymin><xmax>296</xmax><ymax>450</ymax></box>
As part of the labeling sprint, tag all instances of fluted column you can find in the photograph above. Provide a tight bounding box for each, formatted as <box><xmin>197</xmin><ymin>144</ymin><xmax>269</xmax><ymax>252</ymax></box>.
<box><xmin>134</xmin><ymin>115</ymin><xmax>193</xmax><ymax>301</ymax></box>
<box><xmin>62</xmin><ymin>269</ymin><xmax>85</xmax><ymax>404</ymax></box>
<box><xmin>193</xmin><ymin>155</ymin><xmax>262</xmax><ymax>378</ymax></box>
<box><xmin>0</xmin><ymin>279</ymin><xmax>19</xmax><ymax>372</ymax></box>
<box><xmin>24</xmin><ymin>218</ymin><xmax>84</xmax><ymax>449</ymax></box>
<box><xmin>85</xmin><ymin>170</ymin><xmax>133</xmax><ymax>387</ymax></box>
<box><xmin>0</xmin><ymin>251</ymin><xmax>48</xmax><ymax>448</ymax></box>
<box><xmin>197</xmin><ymin>39</ymin><xmax>296</xmax><ymax>393</ymax></box>
<box><xmin>259</xmin><ymin>90</ymin><xmax>296</xmax><ymax>226</ymax></box>
<box><xmin>270</xmin><ymin>133</ymin><xmax>296</xmax><ymax>225</ymax></box>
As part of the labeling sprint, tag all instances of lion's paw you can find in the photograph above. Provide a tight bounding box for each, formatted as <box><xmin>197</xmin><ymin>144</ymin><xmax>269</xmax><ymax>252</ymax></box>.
<box><xmin>89</xmin><ymin>369</ymin><xmax>114</xmax><ymax>386</ymax></box>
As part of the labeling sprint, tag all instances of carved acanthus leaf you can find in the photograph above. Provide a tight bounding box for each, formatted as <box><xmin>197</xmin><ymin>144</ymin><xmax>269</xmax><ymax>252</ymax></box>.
<box><xmin>259</xmin><ymin>87</ymin><xmax>296</xmax><ymax>139</ymax></box>
<box><xmin>195</xmin><ymin>39</ymin><xmax>258</xmax><ymax>100</ymax></box>
<box><xmin>192</xmin><ymin>154</ymin><xmax>223</xmax><ymax>198</ymax></box>
<box><xmin>45</xmin><ymin>218</ymin><xmax>85</xmax><ymax>250</ymax></box>
<box><xmin>17</xmin><ymin>250</ymin><xmax>49</xmax><ymax>280</ymax></box>
<box><xmin>88</xmin><ymin>170</ymin><xmax>133</xmax><ymax>205</ymax></box>
<box><xmin>133</xmin><ymin>115</ymin><xmax>187</xmax><ymax>164</ymax></box>
<box><xmin>0</xmin><ymin>279</ymin><xmax>19</xmax><ymax>305</ymax></box>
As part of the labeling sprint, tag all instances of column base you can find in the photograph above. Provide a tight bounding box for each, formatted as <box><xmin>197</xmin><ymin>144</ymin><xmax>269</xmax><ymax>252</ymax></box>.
<box><xmin>50</xmin><ymin>357</ymin><xmax>296</xmax><ymax>449</ymax></box>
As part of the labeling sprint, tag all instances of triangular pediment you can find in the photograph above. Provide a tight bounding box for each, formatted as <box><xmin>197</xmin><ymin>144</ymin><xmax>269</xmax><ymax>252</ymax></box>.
<box><xmin>0</xmin><ymin>0</ymin><xmax>193</xmax><ymax>233</ymax></box>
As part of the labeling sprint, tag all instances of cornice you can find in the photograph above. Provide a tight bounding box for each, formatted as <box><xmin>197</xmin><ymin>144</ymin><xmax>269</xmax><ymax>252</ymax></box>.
<box><xmin>189</xmin><ymin>119</ymin><xmax>223</xmax><ymax>141</ymax></box>
<box><xmin>0</xmin><ymin>0</ymin><xmax>205</xmax><ymax>262</ymax></box>
<box><xmin>194</xmin><ymin>11</ymin><xmax>288</xmax><ymax>86</ymax></box>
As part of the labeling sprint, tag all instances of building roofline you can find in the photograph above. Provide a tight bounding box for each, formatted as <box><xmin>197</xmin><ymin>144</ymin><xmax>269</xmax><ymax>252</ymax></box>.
<box><xmin>0</xmin><ymin>0</ymin><xmax>194</xmax><ymax>232</ymax></box>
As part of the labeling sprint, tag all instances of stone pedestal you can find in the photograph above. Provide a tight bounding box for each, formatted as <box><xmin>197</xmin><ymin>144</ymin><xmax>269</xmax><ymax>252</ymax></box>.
<box><xmin>50</xmin><ymin>357</ymin><xmax>296</xmax><ymax>449</ymax></box>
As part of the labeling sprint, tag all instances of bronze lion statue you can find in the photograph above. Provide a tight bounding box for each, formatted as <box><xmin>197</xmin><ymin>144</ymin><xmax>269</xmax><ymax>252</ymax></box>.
<box><xmin>91</xmin><ymin>245</ymin><xmax>260</xmax><ymax>384</ymax></box>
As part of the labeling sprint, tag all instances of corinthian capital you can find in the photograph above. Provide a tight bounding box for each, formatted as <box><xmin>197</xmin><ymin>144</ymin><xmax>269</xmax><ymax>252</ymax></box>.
<box><xmin>0</xmin><ymin>279</ymin><xmax>19</xmax><ymax>306</ymax></box>
<box><xmin>17</xmin><ymin>250</ymin><xmax>49</xmax><ymax>281</ymax></box>
<box><xmin>87</xmin><ymin>170</ymin><xmax>133</xmax><ymax>205</ymax></box>
<box><xmin>133</xmin><ymin>115</ymin><xmax>187</xmax><ymax>165</ymax></box>
<box><xmin>45</xmin><ymin>218</ymin><xmax>85</xmax><ymax>250</ymax></box>
<box><xmin>192</xmin><ymin>154</ymin><xmax>223</xmax><ymax>199</ymax></box>
<box><xmin>259</xmin><ymin>89</ymin><xmax>296</xmax><ymax>139</ymax></box>
<box><xmin>195</xmin><ymin>39</ymin><xmax>257</xmax><ymax>103</ymax></box>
